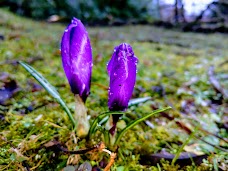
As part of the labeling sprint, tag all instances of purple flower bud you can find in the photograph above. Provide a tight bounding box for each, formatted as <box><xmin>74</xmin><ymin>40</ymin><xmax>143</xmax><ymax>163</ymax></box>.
<box><xmin>107</xmin><ymin>43</ymin><xmax>138</xmax><ymax>111</ymax></box>
<box><xmin>61</xmin><ymin>18</ymin><xmax>92</xmax><ymax>102</ymax></box>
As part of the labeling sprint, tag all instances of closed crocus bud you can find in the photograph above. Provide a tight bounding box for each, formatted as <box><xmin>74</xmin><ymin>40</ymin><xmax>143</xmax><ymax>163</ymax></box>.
<box><xmin>107</xmin><ymin>43</ymin><xmax>138</xmax><ymax>134</ymax></box>
<box><xmin>61</xmin><ymin>17</ymin><xmax>92</xmax><ymax>102</ymax></box>
<box><xmin>61</xmin><ymin>18</ymin><xmax>92</xmax><ymax>137</ymax></box>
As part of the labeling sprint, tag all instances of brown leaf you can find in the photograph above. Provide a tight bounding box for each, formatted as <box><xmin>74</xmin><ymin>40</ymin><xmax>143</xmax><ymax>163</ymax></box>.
<box><xmin>140</xmin><ymin>151</ymin><xmax>208</xmax><ymax>167</ymax></box>
<box><xmin>0</xmin><ymin>75</ymin><xmax>19</xmax><ymax>105</ymax></box>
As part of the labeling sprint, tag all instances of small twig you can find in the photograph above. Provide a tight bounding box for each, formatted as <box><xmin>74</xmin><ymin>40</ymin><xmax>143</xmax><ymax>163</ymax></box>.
<box><xmin>196</xmin><ymin>136</ymin><xmax>228</xmax><ymax>152</ymax></box>
<box><xmin>175</xmin><ymin>121</ymin><xmax>192</xmax><ymax>134</ymax></box>
<box><xmin>193</xmin><ymin>122</ymin><xmax>228</xmax><ymax>144</ymax></box>
<box><xmin>208</xmin><ymin>65</ymin><xmax>228</xmax><ymax>100</ymax></box>
<box><xmin>96</xmin><ymin>146</ymin><xmax>117</xmax><ymax>171</ymax></box>
<box><xmin>61</xmin><ymin>142</ymin><xmax>104</xmax><ymax>154</ymax></box>
<box><xmin>102</xmin><ymin>149</ymin><xmax>112</xmax><ymax>155</ymax></box>
<box><xmin>103</xmin><ymin>150</ymin><xmax>117</xmax><ymax>171</ymax></box>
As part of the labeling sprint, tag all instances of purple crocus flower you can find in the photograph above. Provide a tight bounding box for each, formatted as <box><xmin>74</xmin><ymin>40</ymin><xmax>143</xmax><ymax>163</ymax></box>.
<box><xmin>107</xmin><ymin>43</ymin><xmax>138</xmax><ymax>134</ymax></box>
<box><xmin>61</xmin><ymin>18</ymin><xmax>92</xmax><ymax>102</ymax></box>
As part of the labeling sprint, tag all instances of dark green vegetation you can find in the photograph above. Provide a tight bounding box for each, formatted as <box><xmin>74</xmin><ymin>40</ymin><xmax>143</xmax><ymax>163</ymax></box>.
<box><xmin>1</xmin><ymin>0</ymin><xmax>149</xmax><ymax>23</ymax></box>
<box><xmin>0</xmin><ymin>9</ymin><xmax>227</xmax><ymax>171</ymax></box>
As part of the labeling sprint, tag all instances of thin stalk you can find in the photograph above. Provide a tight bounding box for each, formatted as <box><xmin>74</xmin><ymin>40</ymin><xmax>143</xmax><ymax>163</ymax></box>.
<box><xmin>171</xmin><ymin>127</ymin><xmax>198</xmax><ymax>165</ymax></box>
<box><xmin>104</xmin><ymin>130</ymin><xmax>110</xmax><ymax>146</ymax></box>
<box><xmin>74</xmin><ymin>94</ymin><xmax>90</xmax><ymax>138</ymax></box>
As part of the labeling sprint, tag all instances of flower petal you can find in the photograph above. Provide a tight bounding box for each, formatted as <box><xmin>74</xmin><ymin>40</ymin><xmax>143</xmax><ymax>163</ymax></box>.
<box><xmin>61</xmin><ymin>18</ymin><xmax>92</xmax><ymax>102</ymax></box>
<box><xmin>107</xmin><ymin>43</ymin><xmax>138</xmax><ymax>111</ymax></box>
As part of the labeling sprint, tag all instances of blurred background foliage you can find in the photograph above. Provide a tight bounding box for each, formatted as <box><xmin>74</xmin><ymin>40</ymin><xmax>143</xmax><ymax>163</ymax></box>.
<box><xmin>1</xmin><ymin>0</ymin><xmax>227</xmax><ymax>32</ymax></box>
<box><xmin>0</xmin><ymin>0</ymin><xmax>151</xmax><ymax>24</ymax></box>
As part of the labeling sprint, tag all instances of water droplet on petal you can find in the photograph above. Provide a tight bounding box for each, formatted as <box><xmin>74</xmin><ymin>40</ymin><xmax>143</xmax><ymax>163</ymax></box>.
<box><xmin>71</xmin><ymin>19</ymin><xmax>78</xmax><ymax>26</ymax></box>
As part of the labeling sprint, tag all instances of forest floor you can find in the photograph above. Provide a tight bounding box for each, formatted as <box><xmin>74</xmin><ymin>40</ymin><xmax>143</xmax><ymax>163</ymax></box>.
<box><xmin>0</xmin><ymin>9</ymin><xmax>227</xmax><ymax>171</ymax></box>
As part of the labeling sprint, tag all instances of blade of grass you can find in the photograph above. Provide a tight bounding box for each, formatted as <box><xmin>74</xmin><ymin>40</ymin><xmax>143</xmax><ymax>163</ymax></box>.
<box><xmin>88</xmin><ymin>111</ymin><xmax>125</xmax><ymax>137</ymax></box>
<box><xmin>89</xmin><ymin>97</ymin><xmax>151</xmax><ymax>137</ymax></box>
<box><xmin>213</xmin><ymin>158</ymin><xmax>219</xmax><ymax>171</ymax></box>
<box><xmin>171</xmin><ymin>126</ymin><xmax>198</xmax><ymax>166</ymax></box>
<box><xmin>114</xmin><ymin>106</ymin><xmax>172</xmax><ymax>145</ymax></box>
<box><xmin>128</xmin><ymin>97</ymin><xmax>151</xmax><ymax>107</ymax></box>
<box><xmin>103</xmin><ymin>129</ymin><xmax>110</xmax><ymax>145</ymax></box>
<box><xmin>99</xmin><ymin>116</ymin><xmax>110</xmax><ymax>126</ymax></box>
<box><xmin>19</xmin><ymin>61</ymin><xmax>76</xmax><ymax>128</ymax></box>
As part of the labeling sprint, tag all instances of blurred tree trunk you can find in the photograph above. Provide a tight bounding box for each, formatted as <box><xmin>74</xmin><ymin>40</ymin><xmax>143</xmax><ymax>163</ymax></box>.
<box><xmin>194</xmin><ymin>1</ymin><xmax>227</xmax><ymax>23</ymax></box>
<box><xmin>155</xmin><ymin>0</ymin><xmax>161</xmax><ymax>20</ymax></box>
<box><xmin>183</xmin><ymin>0</ymin><xmax>228</xmax><ymax>32</ymax></box>
<box><xmin>174</xmin><ymin>0</ymin><xmax>185</xmax><ymax>23</ymax></box>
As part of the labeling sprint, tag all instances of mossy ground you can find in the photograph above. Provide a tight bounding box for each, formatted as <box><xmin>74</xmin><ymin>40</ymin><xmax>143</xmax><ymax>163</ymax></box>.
<box><xmin>0</xmin><ymin>9</ymin><xmax>227</xmax><ymax>171</ymax></box>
